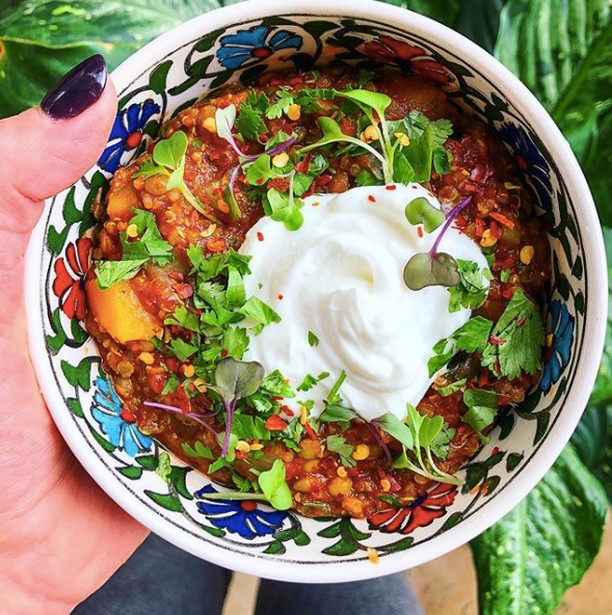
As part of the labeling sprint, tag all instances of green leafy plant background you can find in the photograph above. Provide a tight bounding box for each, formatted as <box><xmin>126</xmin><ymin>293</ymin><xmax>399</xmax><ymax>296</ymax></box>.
<box><xmin>2</xmin><ymin>1</ymin><xmax>609</xmax><ymax>613</ymax></box>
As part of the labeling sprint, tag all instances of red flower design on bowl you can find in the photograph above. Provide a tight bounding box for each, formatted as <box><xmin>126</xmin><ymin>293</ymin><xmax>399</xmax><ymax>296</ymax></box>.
<box><xmin>52</xmin><ymin>237</ymin><xmax>91</xmax><ymax>320</ymax></box>
<box><xmin>368</xmin><ymin>483</ymin><xmax>458</xmax><ymax>535</ymax></box>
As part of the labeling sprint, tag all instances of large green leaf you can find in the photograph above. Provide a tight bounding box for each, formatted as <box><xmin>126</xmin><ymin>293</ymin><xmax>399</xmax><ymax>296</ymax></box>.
<box><xmin>495</xmin><ymin>0</ymin><xmax>612</xmax><ymax>224</ymax></box>
<box><xmin>0</xmin><ymin>0</ymin><xmax>237</xmax><ymax>117</ymax></box>
<box><xmin>470</xmin><ymin>444</ymin><xmax>608</xmax><ymax>615</ymax></box>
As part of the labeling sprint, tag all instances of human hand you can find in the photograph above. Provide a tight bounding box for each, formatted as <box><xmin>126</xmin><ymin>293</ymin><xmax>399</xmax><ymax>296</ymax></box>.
<box><xmin>0</xmin><ymin>56</ymin><xmax>149</xmax><ymax>615</ymax></box>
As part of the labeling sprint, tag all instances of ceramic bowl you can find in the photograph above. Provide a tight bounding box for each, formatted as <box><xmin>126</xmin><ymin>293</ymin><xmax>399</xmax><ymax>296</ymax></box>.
<box><xmin>25</xmin><ymin>0</ymin><xmax>607</xmax><ymax>582</ymax></box>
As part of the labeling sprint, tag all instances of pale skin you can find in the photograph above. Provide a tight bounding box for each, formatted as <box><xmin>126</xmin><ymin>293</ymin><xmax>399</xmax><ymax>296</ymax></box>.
<box><xmin>0</xmin><ymin>79</ymin><xmax>149</xmax><ymax>614</ymax></box>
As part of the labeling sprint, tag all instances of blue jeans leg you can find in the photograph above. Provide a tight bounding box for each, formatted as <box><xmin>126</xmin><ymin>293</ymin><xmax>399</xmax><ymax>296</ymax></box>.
<box><xmin>71</xmin><ymin>533</ymin><xmax>232</xmax><ymax>615</ymax></box>
<box><xmin>255</xmin><ymin>574</ymin><xmax>425</xmax><ymax>615</ymax></box>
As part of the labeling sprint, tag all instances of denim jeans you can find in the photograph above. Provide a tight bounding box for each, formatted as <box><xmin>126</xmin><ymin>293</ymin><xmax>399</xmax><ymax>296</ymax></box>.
<box><xmin>72</xmin><ymin>534</ymin><xmax>425</xmax><ymax>615</ymax></box>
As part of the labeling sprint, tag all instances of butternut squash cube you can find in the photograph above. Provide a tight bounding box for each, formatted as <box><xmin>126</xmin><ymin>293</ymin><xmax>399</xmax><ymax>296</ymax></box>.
<box><xmin>106</xmin><ymin>184</ymin><xmax>140</xmax><ymax>220</ymax></box>
<box><xmin>86</xmin><ymin>278</ymin><xmax>162</xmax><ymax>343</ymax></box>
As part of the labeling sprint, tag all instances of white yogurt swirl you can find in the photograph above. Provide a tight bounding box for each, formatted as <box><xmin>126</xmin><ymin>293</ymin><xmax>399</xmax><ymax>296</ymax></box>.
<box><xmin>241</xmin><ymin>184</ymin><xmax>488</xmax><ymax>421</ymax></box>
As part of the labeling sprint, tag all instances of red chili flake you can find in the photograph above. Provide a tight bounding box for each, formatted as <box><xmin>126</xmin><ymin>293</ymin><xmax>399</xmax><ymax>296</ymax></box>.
<box><xmin>417</xmin><ymin>226</ymin><xmax>424</xmax><ymax>238</ymax></box>
<box><xmin>259</xmin><ymin>134</ymin><xmax>269</xmax><ymax>143</ymax></box>
<box><xmin>235</xmin><ymin>451</ymin><xmax>248</xmax><ymax>461</ymax></box>
<box><xmin>466</xmin><ymin>380</ymin><xmax>476</xmax><ymax>390</ymax></box>
<box><xmin>489</xmin><ymin>219</ymin><xmax>502</xmax><ymax>239</ymax></box>
<box><xmin>265</xmin><ymin>415</ymin><xmax>289</xmax><ymax>431</ymax></box>
<box><xmin>311</xmin><ymin>201</ymin><xmax>320</xmax><ymax>207</ymax></box>
<box><xmin>166</xmin><ymin>357</ymin><xmax>180</xmax><ymax>373</ymax></box>
<box><xmin>489</xmin><ymin>335</ymin><xmax>505</xmax><ymax>346</ymax></box>
<box><xmin>257</xmin><ymin>178</ymin><xmax>265</xmax><ymax>185</ymax></box>
<box><xmin>175</xmin><ymin>283</ymin><xmax>193</xmax><ymax>299</ymax></box>
<box><xmin>317</xmin><ymin>173</ymin><xmax>333</xmax><ymax>186</ymax></box>
<box><xmin>478</xmin><ymin>372</ymin><xmax>489</xmax><ymax>387</ymax></box>
<box><xmin>304</xmin><ymin>421</ymin><xmax>318</xmax><ymax>440</ymax></box>
<box><xmin>516</xmin><ymin>316</ymin><xmax>526</xmax><ymax>328</ymax></box>
<box><xmin>489</xmin><ymin>212</ymin><xmax>515</xmax><ymax>228</ymax></box>
<box><xmin>492</xmin><ymin>446</ymin><xmax>500</xmax><ymax>456</ymax></box>
<box><xmin>385</xmin><ymin>185</ymin><xmax>397</xmax><ymax>191</ymax></box>
<box><xmin>271</xmin><ymin>396</ymin><xmax>284</xmax><ymax>401</ymax></box>
<box><xmin>494</xmin><ymin>360</ymin><xmax>501</xmax><ymax>374</ymax></box>
<box><xmin>277</xmin><ymin>294</ymin><xmax>284</xmax><ymax>300</ymax></box>
<box><xmin>330</xmin><ymin>110</ymin><xmax>339</xmax><ymax>120</ymax></box>
<box><xmin>240</xmin><ymin>500</ymin><xmax>257</xmax><ymax>512</ymax></box>
<box><xmin>282</xmin><ymin>405</ymin><xmax>295</xmax><ymax>417</ymax></box>
<box><xmin>368</xmin><ymin>194</ymin><xmax>376</xmax><ymax>203</ymax></box>
<box><xmin>497</xmin><ymin>395</ymin><xmax>512</xmax><ymax>406</ymax></box>
<box><xmin>257</xmin><ymin>232</ymin><xmax>264</xmax><ymax>242</ymax></box>
<box><xmin>475</xmin><ymin>217</ymin><xmax>486</xmax><ymax>237</ymax></box>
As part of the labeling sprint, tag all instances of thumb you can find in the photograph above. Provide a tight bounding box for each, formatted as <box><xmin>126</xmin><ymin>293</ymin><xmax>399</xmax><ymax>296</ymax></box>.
<box><xmin>0</xmin><ymin>54</ymin><xmax>117</xmax><ymax>235</ymax></box>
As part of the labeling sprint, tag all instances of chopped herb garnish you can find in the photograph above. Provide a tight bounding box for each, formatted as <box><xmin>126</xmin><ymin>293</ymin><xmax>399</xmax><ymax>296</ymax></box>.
<box><xmin>481</xmin><ymin>289</ymin><xmax>545</xmax><ymax>379</ymax></box>
<box><xmin>240</xmin><ymin>296</ymin><xmax>282</xmax><ymax>334</ymax></box>
<box><xmin>461</xmin><ymin>388</ymin><xmax>499</xmax><ymax>443</ymax></box>
<box><xmin>297</xmin><ymin>371</ymin><xmax>330</xmax><ymax>392</ymax></box>
<box><xmin>326</xmin><ymin>370</ymin><xmax>347</xmax><ymax>405</ymax></box>
<box><xmin>379</xmin><ymin>494</ymin><xmax>403</xmax><ymax>508</ymax></box>
<box><xmin>135</xmin><ymin>131</ymin><xmax>212</xmax><ymax>219</ymax></box>
<box><xmin>447</xmin><ymin>259</ymin><xmax>491</xmax><ymax>313</ymax></box>
<box><xmin>326</xmin><ymin>435</ymin><xmax>356</xmax><ymax>467</ymax></box>
<box><xmin>94</xmin><ymin>259</ymin><xmax>148</xmax><ymax>290</ymax></box>
<box><xmin>181</xmin><ymin>441</ymin><xmax>214</xmax><ymax>459</ymax></box>
<box><xmin>307</xmin><ymin>331</ymin><xmax>320</xmax><ymax>347</ymax></box>
<box><xmin>427</xmin><ymin>316</ymin><xmax>493</xmax><ymax>376</ymax></box>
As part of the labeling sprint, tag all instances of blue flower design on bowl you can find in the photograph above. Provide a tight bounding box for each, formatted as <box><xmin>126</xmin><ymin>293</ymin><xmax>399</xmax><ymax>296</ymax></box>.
<box><xmin>195</xmin><ymin>485</ymin><xmax>288</xmax><ymax>539</ymax></box>
<box><xmin>217</xmin><ymin>26</ymin><xmax>302</xmax><ymax>69</ymax></box>
<box><xmin>91</xmin><ymin>377</ymin><xmax>153</xmax><ymax>456</ymax></box>
<box><xmin>498</xmin><ymin>122</ymin><xmax>552</xmax><ymax>210</ymax></box>
<box><xmin>98</xmin><ymin>100</ymin><xmax>161</xmax><ymax>173</ymax></box>
<box><xmin>540</xmin><ymin>300</ymin><xmax>574</xmax><ymax>393</ymax></box>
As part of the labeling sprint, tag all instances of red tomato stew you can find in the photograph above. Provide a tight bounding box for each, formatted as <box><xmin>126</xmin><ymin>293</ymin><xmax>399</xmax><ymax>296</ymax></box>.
<box><xmin>85</xmin><ymin>68</ymin><xmax>550</xmax><ymax>518</ymax></box>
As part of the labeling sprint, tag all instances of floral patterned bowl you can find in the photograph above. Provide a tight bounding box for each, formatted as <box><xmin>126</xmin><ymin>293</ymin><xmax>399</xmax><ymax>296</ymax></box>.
<box><xmin>25</xmin><ymin>0</ymin><xmax>607</xmax><ymax>582</ymax></box>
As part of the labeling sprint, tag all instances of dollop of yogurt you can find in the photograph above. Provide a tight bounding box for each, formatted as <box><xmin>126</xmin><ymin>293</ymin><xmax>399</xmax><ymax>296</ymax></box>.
<box><xmin>241</xmin><ymin>184</ymin><xmax>487</xmax><ymax>421</ymax></box>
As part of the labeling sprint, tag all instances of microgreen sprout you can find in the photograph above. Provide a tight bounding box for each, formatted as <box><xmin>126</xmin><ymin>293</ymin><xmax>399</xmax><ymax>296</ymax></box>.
<box><xmin>403</xmin><ymin>196</ymin><xmax>472</xmax><ymax>290</ymax></box>
<box><xmin>213</xmin><ymin>357</ymin><xmax>264</xmax><ymax>457</ymax></box>
<box><xmin>135</xmin><ymin>131</ymin><xmax>215</xmax><ymax>221</ymax></box>
<box><xmin>215</xmin><ymin>105</ymin><xmax>296</xmax><ymax>218</ymax></box>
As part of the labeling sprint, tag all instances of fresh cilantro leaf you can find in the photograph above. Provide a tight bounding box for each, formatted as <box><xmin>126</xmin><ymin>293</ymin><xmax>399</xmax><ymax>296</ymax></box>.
<box><xmin>448</xmin><ymin>259</ymin><xmax>491</xmax><ymax>313</ymax></box>
<box><xmin>161</xmin><ymin>373</ymin><xmax>180</xmax><ymax>395</ymax></box>
<box><xmin>355</xmin><ymin>169</ymin><xmax>383</xmax><ymax>186</ymax></box>
<box><xmin>208</xmin><ymin>457</ymin><xmax>231</xmax><ymax>474</ymax></box>
<box><xmin>181</xmin><ymin>441</ymin><xmax>213</xmax><ymax>459</ymax></box>
<box><xmin>237</xmin><ymin>104</ymin><xmax>265</xmax><ymax>140</ymax></box>
<box><xmin>245</xmin><ymin>154</ymin><xmax>279</xmax><ymax>186</ymax></box>
<box><xmin>307</xmin><ymin>331</ymin><xmax>320</xmax><ymax>347</ymax></box>
<box><xmin>319</xmin><ymin>404</ymin><xmax>355</xmax><ymax>428</ymax></box>
<box><xmin>326</xmin><ymin>435</ymin><xmax>356</xmax><ymax>467</ymax></box>
<box><xmin>260</xmin><ymin>369</ymin><xmax>295</xmax><ymax>398</ymax></box>
<box><xmin>169</xmin><ymin>338</ymin><xmax>198</xmax><ymax>362</ymax></box>
<box><xmin>266</xmin><ymin>91</ymin><xmax>294</xmax><ymax>119</ymax></box>
<box><xmin>500</xmin><ymin>269</ymin><xmax>512</xmax><ymax>283</ymax></box>
<box><xmin>231</xmin><ymin>413</ymin><xmax>269</xmax><ymax>440</ymax></box>
<box><xmin>223</xmin><ymin>326</ymin><xmax>249</xmax><ymax>360</ymax></box>
<box><xmin>121</xmin><ymin>210</ymin><xmax>173</xmax><ymax>265</ymax></box>
<box><xmin>430</xmin><ymin>423</ymin><xmax>456</xmax><ymax>461</ymax></box>
<box><xmin>428</xmin><ymin>316</ymin><xmax>493</xmax><ymax>376</ymax></box>
<box><xmin>481</xmin><ymin>289</ymin><xmax>545</xmax><ymax>379</ymax></box>
<box><xmin>433</xmin><ymin>147</ymin><xmax>452</xmax><ymax>174</ymax></box>
<box><xmin>379</xmin><ymin>494</ymin><xmax>403</xmax><ymax>507</ymax></box>
<box><xmin>434</xmin><ymin>377</ymin><xmax>467</xmax><ymax>397</ymax></box>
<box><xmin>462</xmin><ymin>389</ymin><xmax>499</xmax><ymax>443</ymax></box>
<box><xmin>240</xmin><ymin>296</ymin><xmax>281</xmax><ymax>334</ymax></box>
<box><xmin>165</xmin><ymin>305</ymin><xmax>200</xmax><ymax>332</ymax></box>
<box><xmin>94</xmin><ymin>259</ymin><xmax>148</xmax><ymax>290</ymax></box>
<box><xmin>297</xmin><ymin>371</ymin><xmax>330</xmax><ymax>392</ymax></box>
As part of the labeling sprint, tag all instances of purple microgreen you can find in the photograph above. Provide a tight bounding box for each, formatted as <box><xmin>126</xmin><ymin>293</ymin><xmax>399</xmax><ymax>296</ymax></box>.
<box><xmin>143</xmin><ymin>401</ymin><xmax>216</xmax><ymax>435</ymax></box>
<box><xmin>404</xmin><ymin>197</ymin><xmax>445</xmax><ymax>233</ymax></box>
<box><xmin>403</xmin><ymin>196</ymin><xmax>472</xmax><ymax>291</ymax></box>
<box><xmin>214</xmin><ymin>358</ymin><xmax>264</xmax><ymax>457</ymax></box>
<box><xmin>366</xmin><ymin>421</ymin><xmax>393</xmax><ymax>465</ymax></box>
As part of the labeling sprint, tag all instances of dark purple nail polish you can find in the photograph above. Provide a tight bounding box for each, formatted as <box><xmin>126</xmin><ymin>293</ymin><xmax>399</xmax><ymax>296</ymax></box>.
<box><xmin>41</xmin><ymin>54</ymin><xmax>107</xmax><ymax>120</ymax></box>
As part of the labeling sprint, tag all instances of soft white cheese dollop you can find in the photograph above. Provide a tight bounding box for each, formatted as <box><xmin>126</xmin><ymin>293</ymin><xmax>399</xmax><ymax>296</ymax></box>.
<box><xmin>241</xmin><ymin>184</ymin><xmax>487</xmax><ymax>421</ymax></box>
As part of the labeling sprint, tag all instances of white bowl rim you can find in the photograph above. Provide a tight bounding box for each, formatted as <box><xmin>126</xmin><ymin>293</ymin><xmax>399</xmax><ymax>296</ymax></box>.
<box><xmin>26</xmin><ymin>0</ymin><xmax>608</xmax><ymax>583</ymax></box>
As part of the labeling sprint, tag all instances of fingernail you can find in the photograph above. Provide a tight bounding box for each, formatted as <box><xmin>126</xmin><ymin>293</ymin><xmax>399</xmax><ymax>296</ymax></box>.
<box><xmin>41</xmin><ymin>54</ymin><xmax>107</xmax><ymax>120</ymax></box>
